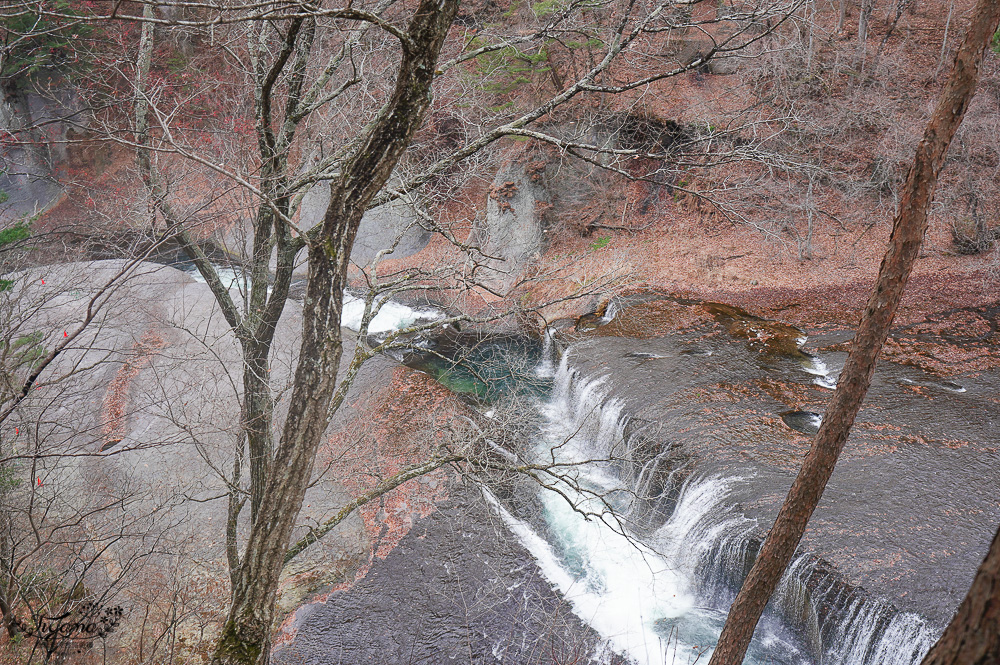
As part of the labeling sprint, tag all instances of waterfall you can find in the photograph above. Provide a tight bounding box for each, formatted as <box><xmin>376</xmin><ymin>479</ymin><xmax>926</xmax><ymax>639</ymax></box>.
<box><xmin>535</xmin><ymin>327</ymin><xmax>557</xmax><ymax>378</ymax></box>
<box><xmin>801</xmin><ymin>352</ymin><xmax>838</xmax><ymax>389</ymax></box>
<box><xmin>601</xmin><ymin>298</ymin><xmax>621</xmax><ymax>324</ymax></box>
<box><xmin>499</xmin><ymin>353</ymin><xmax>937</xmax><ymax>665</ymax></box>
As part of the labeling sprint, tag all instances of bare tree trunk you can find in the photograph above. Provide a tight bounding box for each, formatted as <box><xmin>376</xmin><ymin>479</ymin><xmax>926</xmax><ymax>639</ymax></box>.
<box><xmin>836</xmin><ymin>0</ymin><xmax>848</xmax><ymax>34</ymax></box>
<box><xmin>805</xmin><ymin>0</ymin><xmax>817</xmax><ymax>72</ymax></box>
<box><xmin>919</xmin><ymin>524</ymin><xmax>1000</xmax><ymax>665</ymax></box>
<box><xmin>0</xmin><ymin>591</ymin><xmax>14</xmax><ymax>638</ymax></box>
<box><xmin>937</xmin><ymin>0</ymin><xmax>956</xmax><ymax>77</ymax></box>
<box><xmin>706</xmin><ymin>0</ymin><xmax>1000</xmax><ymax>662</ymax></box>
<box><xmin>241</xmin><ymin>341</ymin><xmax>274</xmax><ymax>522</ymax></box>
<box><xmin>0</xmin><ymin>512</ymin><xmax>18</xmax><ymax>639</ymax></box>
<box><xmin>858</xmin><ymin>0</ymin><xmax>875</xmax><ymax>47</ymax></box>
<box><xmin>210</xmin><ymin>1</ymin><xmax>460</xmax><ymax>663</ymax></box>
<box><xmin>873</xmin><ymin>0</ymin><xmax>913</xmax><ymax>73</ymax></box>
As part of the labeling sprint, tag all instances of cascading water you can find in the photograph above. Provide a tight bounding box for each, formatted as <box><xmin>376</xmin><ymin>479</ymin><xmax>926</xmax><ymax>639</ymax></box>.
<box><xmin>184</xmin><ymin>263</ymin><xmax>246</xmax><ymax>289</ymax></box>
<box><xmin>801</xmin><ymin>352</ymin><xmax>839</xmax><ymax>389</ymax></box>
<box><xmin>184</xmin><ymin>262</ymin><xmax>443</xmax><ymax>334</ymax></box>
<box><xmin>340</xmin><ymin>291</ymin><xmax>441</xmax><ymax>334</ymax></box>
<box><xmin>497</xmin><ymin>352</ymin><xmax>938</xmax><ymax>665</ymax></box>
<box><xmin>535</xmin><ymin>327</ymin><xmax>557</xmax><ymax>379</ymax></box>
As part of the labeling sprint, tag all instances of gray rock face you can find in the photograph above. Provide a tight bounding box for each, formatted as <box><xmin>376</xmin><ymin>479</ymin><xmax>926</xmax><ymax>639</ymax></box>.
<box><xmin>272</xmin><ymin>482</ymin><xmax>622</xmax><ymax>665</ymax></box>
<box><xmin>0</xmin><ymin>87</ymin><xmax>80</xmax><ymax>223</ymax></box>
<box><xmin>352</xmin><ymin>199</ymin><xmax>431</xmax><ymax>266</ymax></box>
<box><xmin>4</xmin><ymin>260</ymin><xmax>378</xmax><ymax>641</ymax></box>
<box><xmin>295</xmin><ymin>183</ymin><xmax>431</xmax><ymax>272</ymax></box>
<box><xmin>473</xmin><ymin>159</ymin><xmax>550</xmax><ymax>290</ymax></box>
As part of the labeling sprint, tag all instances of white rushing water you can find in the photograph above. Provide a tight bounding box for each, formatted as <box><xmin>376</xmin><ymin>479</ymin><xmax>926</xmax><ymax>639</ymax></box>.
<box><xmin>801</xmin><ymin>353</ymin><xmax>838</xmax><ymax>389</ymax></box>
<box><xmin>185</xmin><ymin>265</ymin><xmax>441</xmax><ymax>334</ymax></box>
<box><xmin>497</xmin><ymin>356</ymin><xmax>801</xmax><ymax>664</ymax></box>
<box><xmin>185</xmin><ymin>264</ymin><xmax>246</xmax><ymax>290</ymax></box>
<box><xmin>535</xmin><ymin>328</ymin><xmax>557</xmax><ymax>378</ymax></box>
<box><xmin>496</xmin><ymin>353</ymin><xmax>937</xmax><ymax>665</ymax></box>
<box><xmin>340</xmin><ymin>292</ymin><xmax>441</xmax><ymax>334</ymax></box>
<box><xmin>601</xmin><ymin>298</ymin><xmax>621</xmax><ymax>324</ymax></box>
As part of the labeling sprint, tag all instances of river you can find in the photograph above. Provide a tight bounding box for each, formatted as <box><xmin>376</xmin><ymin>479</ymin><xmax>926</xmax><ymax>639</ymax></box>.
<box><xmin>264</xmin><ymin>292</ymin><xmax>999</xmax><ymax>665</ymax></box>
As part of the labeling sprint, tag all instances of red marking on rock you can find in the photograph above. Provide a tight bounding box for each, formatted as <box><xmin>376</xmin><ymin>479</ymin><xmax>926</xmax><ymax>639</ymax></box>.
<box><xmin>100</xmin><ymin>329</ymin><xmax>167</xmax><ymax>449</ymax></box>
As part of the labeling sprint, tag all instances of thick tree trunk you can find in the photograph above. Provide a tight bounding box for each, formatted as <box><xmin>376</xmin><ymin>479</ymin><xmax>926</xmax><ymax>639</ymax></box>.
<box><xmin>920</xmin><ymin>529</ymin><xmax>1000</xmax><ymax>665</ymax></box>
<box><xmin>241</xmin><ymin>340</ymin><xmax>274</xmax><ymax>522</ymax></box>
<box><xmin>0</xmin><ymin>588</ymin><xmax>15</xmax><ymax>638</ymax></box>
<box><xmin>211</xmin><ymin>1</ymin><xmax>460</xmax><ymax>663</ymax></box>
<box><xmin>707</xmin><ymin>1</ymin><xmax>1000</xmax><ymax>663</ymax></box>
<box><xmin>919</xmin><ymin>524</ymin><xmax>1000</xmax><ymax>665</ymax></box>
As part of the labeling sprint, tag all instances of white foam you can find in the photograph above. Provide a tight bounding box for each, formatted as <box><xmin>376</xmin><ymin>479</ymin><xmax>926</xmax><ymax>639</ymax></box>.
<box><xmin>520</xmin><ymin>361</ymin><xmax>721</xmax><ymax>664</ymax></box>
<box><xmin>487</xmin><ymin>488</ymin><xmax>696</xmax><ymax>665</ymax></box>
<box><xmin>802</xmin><ymin>355</ymin><xmax>838</xmax><ymax>389</ymax></box>
<box><xmin>185</xmin><ymin>265</ymin><xmax>245</xmax><ymax>289</ymax></box>
<box><xmin>341</xmin><ymin>292</ymin><xmax>441</xmax><ymax>334</ymax></box>
<box><xmin>521</xmin><ymin>358</ymin><xmax>933</xmax><ymax>665</ymax></box>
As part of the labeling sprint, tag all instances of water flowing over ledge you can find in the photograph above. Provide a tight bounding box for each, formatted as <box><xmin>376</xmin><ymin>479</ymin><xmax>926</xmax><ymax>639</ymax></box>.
<box><xmin>497</xmin><ymin>352</ymin><xmax>937</xmax><ymax>665</ymax></box>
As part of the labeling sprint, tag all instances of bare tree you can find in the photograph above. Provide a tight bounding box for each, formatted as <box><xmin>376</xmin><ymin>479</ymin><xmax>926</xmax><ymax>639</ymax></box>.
<box><xmin>91</xmin><ymin>2</ymin><xmax>804</xmax><ymax>663</ymax></box>
<box><xmin>0</xmin><ymin>256</ymin><xmax>191</xmax><ymax>663</ymax></box>
<box><xmin>707</xmin><ymin>0</ymin><xmax>1000</xmax><ymax>662</ymax></box>
<box><xmin>1</xmin><ymin>0</ymin><xmax>815</xmax><ymax>661</ymax></box>
<box><xmin>858</xmin><ymin>0</ymin><xmax>875</xmax><ymax>49</ymax></box>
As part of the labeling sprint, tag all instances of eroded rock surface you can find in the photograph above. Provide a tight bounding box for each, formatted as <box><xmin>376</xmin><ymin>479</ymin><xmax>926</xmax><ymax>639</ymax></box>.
<box><xmin>5</xmin><ymin>261</ymin><xmax>381</xmax><ymax>645</ymax></box>
<box><xmin>273</xmin><ymin>481</ymin><xmax>620</xmax><ymax>665</ymax></box>
<box><xmin>473</xmin><ymin>158</ymin><xmax>550</xmax><ymax>290</ymax></box>
<box><xmin>563</xmin><ymin>296</ymin><xmax>1000</xmax><ymax>627</ymax></box>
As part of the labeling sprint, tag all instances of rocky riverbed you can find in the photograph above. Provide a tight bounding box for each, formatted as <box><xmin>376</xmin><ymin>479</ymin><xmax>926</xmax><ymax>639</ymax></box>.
<box><xmin>560</xmin><ymin>295</ymin><xmax>1000</xmax><ymax>628</ymax></box>
<box><xmin>272</xmin><ymin>291</ymin><xmax>999</xmax><ymax>665</ymax></box>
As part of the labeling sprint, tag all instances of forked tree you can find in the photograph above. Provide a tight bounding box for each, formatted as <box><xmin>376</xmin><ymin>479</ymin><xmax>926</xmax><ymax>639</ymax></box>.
<box><xmin>106</xmin><ymin>1</ymin><xmax>802</xmax><ymax>662</ymax></box>
<box><xmin>5</xmin><ymin>0</ymin><xmax>814</xmax><ymax>661</ymax></box>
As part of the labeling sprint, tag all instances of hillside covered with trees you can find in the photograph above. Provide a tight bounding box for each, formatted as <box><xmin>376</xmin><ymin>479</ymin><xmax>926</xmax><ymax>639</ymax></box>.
<box><xmin>0</xmin><ymin>0</ymin><xmax>998</xmax><ymax>663</ymax></box>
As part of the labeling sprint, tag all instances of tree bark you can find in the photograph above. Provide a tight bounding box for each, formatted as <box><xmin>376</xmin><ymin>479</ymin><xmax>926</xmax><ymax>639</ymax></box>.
<box><xmin>858</xmin><ymin>0</ymin><xmax>875</xmax><ymax>47</ymax></box>
<box><xmin>211</xmin><ymin>1</ymin><xmax>460</xmax><ymax>663</ymax></box>
<box><xmin>0</xmin><ymin>511</ymin><xmax>18</xmax><ymax>639</ymax></box>
<box><xmin>707</xmin><ymin>0</ymin><xmax>1000</xmax><ymax>662</ymax></box>
<box><xmin>919</xmin><ymin>524</ymin><xmax>1000</xmax><ymax>665</ymax></box>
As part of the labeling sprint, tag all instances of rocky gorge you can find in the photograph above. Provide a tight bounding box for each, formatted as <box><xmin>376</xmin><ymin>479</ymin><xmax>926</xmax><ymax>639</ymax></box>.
<box><xmin>267</xmin><ymin>289</ymin><xmax>999</xmax><ymax>665</ymax></box>
<box><xmin>2</xmin><ymin>1</ymin><xmax>1000</xmax><ymax>659</ymax></box>
<box><xmin>4</xmin><ymin>128</ymin><xmax>999</xmax><ymax>664</ymax></box>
